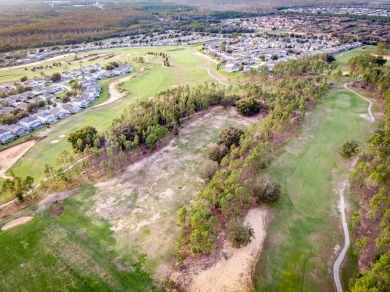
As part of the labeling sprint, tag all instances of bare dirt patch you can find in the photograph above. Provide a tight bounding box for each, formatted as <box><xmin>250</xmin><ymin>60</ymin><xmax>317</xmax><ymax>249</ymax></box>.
<box><xmin>171</xmin><ymin>208</ymin><xmax>268</xmax><ymax>292</ymax></box>
<box><xmin>90</xmin><ymin>108</ymin><xmax>257</xmax><ymax>283</ymax></box>
<box><xmin>0</xmin><ymin>140</ymin><xmax>36</xmax><ymax>178</ymax></box>
<box><xmin>1</xmin><ymin>216</ymin><xmax>33</xmax><ymax>231</ymax></box>
<box><xmin>49</xmin><ymin>202</ymin><xmax>64</xmax><ymax>218</ymax></box>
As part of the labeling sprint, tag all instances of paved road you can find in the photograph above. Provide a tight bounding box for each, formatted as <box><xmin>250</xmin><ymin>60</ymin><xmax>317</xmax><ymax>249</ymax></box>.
<box><xmin>333</xmin><ymin>82</ymin><xmax>376</xmax><ymax>292</ymax></box>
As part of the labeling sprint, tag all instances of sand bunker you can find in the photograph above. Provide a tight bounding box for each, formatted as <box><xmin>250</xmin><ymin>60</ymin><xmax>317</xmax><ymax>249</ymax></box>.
<box><xmin>58</xmin><ymin>134</ymin><xmax>66</xmax><ymax>138</ymax></box>
<box><xmin>50</xmin><ymin>140</ymin><xmax>59</xmax><ymax>144</ymax></box>
<box><xmin>1</xmin><ymin>216</ymin><xmax>33</xmax><ymax>231</ymax></box>
<box><xmin>172</xmin><ymin>208</ymin><xmax>268</xmax><ymax>292</ymax></box>
<box><xmin>0</xmin><ymin>141</ymin><xmax>36</xmax><ymax>178</ymax></box>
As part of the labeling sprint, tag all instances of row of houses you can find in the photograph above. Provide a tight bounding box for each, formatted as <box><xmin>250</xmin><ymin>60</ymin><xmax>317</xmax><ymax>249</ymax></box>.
<box><xmin>206</xmin><ymin>33</ymin><xmax>361</xmax><ymax>72</ymax></box>
<box><xmin>1</xmin><ymin>31</ymin><xmax>222</xmax><ymax>68</ymax></box>
<box><xmin>0</xmin><ymin>64</ymin><xmax>133</xmax><ymax>144</ymax></box>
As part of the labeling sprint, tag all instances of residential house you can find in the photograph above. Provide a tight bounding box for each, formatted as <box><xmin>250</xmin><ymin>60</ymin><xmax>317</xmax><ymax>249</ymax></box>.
<box><xmin>36</xmin><ymin>112</ymin><xmax>57</xmax><ymax>124</ymax></box>
<box><xmin>0</xmin><ymin>127</ymin><xmax>15</xmax><ymax>144</ymax></box>
<box><xmin>50</xmin><ymin>108</ymin><xmax>71</xmax><ymax>119</ymax></box>
<box><xmin>18</xmin><ymin>116</ymin><xmax>44</xmax><ymax>130</ymax></box>
<box><xmin>62</xmin><ymin>104</ymin><xmax>81</xmax><ymax>114</ymax></box>
<box><xmin>5</xmin><ymin>124</ymin><xmax>30</xmax><ymax>137</ymax></box>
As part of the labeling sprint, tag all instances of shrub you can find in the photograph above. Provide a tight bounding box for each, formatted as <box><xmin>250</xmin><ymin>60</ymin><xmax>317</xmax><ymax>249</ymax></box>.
<box><xmin>236</xmin><ymin>97</ymin><xmax>261</xmax><ymax>116</ymax></box>
<box><xmin>341</xmin><ymin>140</ymin><xmax>359</xmax><ymax>158</ymax></box>
<box><xmin>209</xmin><ymin>144</ymin><xmax>228</xmax><ymax>164</ymax></box>
<box><xmin>219</xmin><ymin>126</ymin><xmax>244</xmax><ymax>149</ymax></box>
<box><xmin>251</xmin><ymin>174</ymin><xmax>281</xmax><ymax>204</ymax></box>
<box><xmin>199</xmin><ymin>160</ymin><xmax>219</xmax><ymax>181</ymax></box>
<box><xmin>227</xmin><ymin>217</ymin><xmax>254</xmax><ymax>248</ymax></box>
<box><xmin>51</xmin><ymin>72</ymin><xmax>61</xmax><ymax>82</ymax></box>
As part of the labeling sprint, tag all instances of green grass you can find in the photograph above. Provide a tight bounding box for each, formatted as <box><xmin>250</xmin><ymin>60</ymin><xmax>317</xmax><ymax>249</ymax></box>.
<box><xmin>0</xmin><ymin>184</ymin><xmax>153</xmax><ymax>291</ymax></box>
<box><xmin>254</xmin><ymin>88</ymin><xmax>376</xmax><ymax>291</ymax></box>
<box><xmin>3</xmin><ymin>46</ymin><xmax>224</xmax><ymax>203</ymax></box>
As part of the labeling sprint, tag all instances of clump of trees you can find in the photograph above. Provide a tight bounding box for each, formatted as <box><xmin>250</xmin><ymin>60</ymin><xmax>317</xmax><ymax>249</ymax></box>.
<box><xmin>51</xmin><ymin>72</ymin><xmax>61</xmax><ymax>82</ymax></box>
<box><xmin>1</xmin><ymin>171</ymin><xmax>34</xmax><ymax>203</ymax></box>
<box><xmin>349</xmin><ymin>60</ymin><xmax>390</xmax><ymax>291</ymax></box>
<box><xmin>104</xmin><ymin>61</ymin><xmax>120</xmax><ymax>71</ymax></box>
<box><xmin>251</xmin><ymin>174</ymin><xmax>281</xmax><ymax>204</ymax></box>
<box><xmin>236</xmin><ymin>97</ymin><xmax>261</xmax><ymax>116</ymax></box>
<box><xmin>67</xmin><ymin>126</ymin><xmax>99</xmax><ymax>153</ymax></box>
<box><xmin>227</xmin><ymin>218</ymin><xmax>254</xmax><ymax>248</ymax></box>
<box><xmin>341</xmin><ymin>140</ymin><xmax>359</xmax><ymax>158</ymax></box>
<box><xmin>348</xmin><ymin>54</ymin><xmax>387</xmax><ymax>73</ymax></box>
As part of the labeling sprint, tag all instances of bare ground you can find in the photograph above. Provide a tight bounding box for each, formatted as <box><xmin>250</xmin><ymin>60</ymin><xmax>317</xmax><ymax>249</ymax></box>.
<box><xmin>0</xmin><ymin>140</ymin><xmax>36</xmax><ymax>178</ymax></box>
<box><xmin>170</xmin><ymin>208</ymin><xmax>268</xmax><ymax>292</ymax></box>
<box><xmin>1</xmin><ymin>216</ymin><xmax>33</xmax><ymax>231</ymax></box>
<box><xmin>90</xmin><ymin>108</ymin><xmax>255</xmax><ymax>282</ymax></box>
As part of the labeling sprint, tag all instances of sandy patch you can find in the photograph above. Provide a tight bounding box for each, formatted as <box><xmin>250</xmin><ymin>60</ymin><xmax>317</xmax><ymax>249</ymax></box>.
<box><xmin>58</xmin><ymin>134</ymin><xmax>66</xmax><ymax>138</ymax></box>
<box><xmin>1</xmin><ymin>216</ymin><xmax>33</xmax><ymax>231</ymax></box>
<box><xmin>50</xmin><ymin>140</ymin><xmax>59</xmax><ymax>144</ymax></box>
<box><xmin>0</xmin><ymin>140</ymin><xmax>36</xmax><ymax>178</ymax></box>
<box><xmin>171</xmin><ymin>208</ymin><xmax>268</xmax><ymax>292</ymax></box>
<box><xmin>370</xmin><ymin>53</ymin><xmax>390</xmax><ymax>60</ymax></box>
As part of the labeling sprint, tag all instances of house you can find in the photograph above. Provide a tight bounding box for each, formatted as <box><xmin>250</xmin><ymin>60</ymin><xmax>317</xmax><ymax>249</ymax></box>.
<box><xmin>72</xmin><ymin>97</ymin><xmax>92</xmax><ymax>108</ymax></box>
<box><xmin>0</xmin><ymin>127</ymin><xmax>16</xmax><ymax>144</ymax></box>
<box><xmin>18</xmin><ymin>116</ymin><xmax>44</xmax><ymax>130</ymax></box>
<box><xmin>50</xmin><ymin>108</ymin><xmax>71</xmax><ymax>119</ymax></box>
<box><xmin>224</xmin><ymin>62</ymin><xmax>241</xmax><ymax>72</ymax></box>
<box><xmin>62</xmin><ymin>104</ymin><xmax>81</xmax><ymax>114</ymax></box>
<box><xmin>15</xmin><ymin>102</ymin><xmax>29</xmax><ymax>111</ymax></box>
<box><xmin>5</xmin><ymin>124</ymin><xmax>30</xmax><ymax>137</ymax></box>
<box><xmin>36</xmin><ymin>112</ymin><xmax>57</xmax><ymax>124</ymax></box>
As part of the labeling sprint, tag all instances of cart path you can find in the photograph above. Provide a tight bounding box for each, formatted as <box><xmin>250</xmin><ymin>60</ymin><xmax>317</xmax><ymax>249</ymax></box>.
<box><xmin>333</xmin><ymin>83</ymin><xmax>376</xmax><ymax>292</ymax></box>
<box><xmin>202</xmin><ymin>67</ymin><xmax>229</xmax><ymax>86</ymax></box>
<box><xmin>344</xmin><ymin>82</ymin><xmax>375</xmax><ymax>122</ymax></box>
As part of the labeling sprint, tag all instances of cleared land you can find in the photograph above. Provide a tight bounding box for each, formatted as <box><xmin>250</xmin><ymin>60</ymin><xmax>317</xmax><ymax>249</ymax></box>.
<box><xmin>254</xmin><ymin>88</ymin><xmax>376</xmax><ymax>291</ymax></box>
<box><xmin>91</xmin><ymin>108</ymin><xmax>253</xmax><ymax>282</ymax></box>
<box><xmin>0</xmin><ymin>107</ymin><xmax>253</xmax><ymax>290</ymax></box>
<box><xmin>2</xmin><ymin>46</ymin><xmax>226</xmax><ymax>203</ymax></box>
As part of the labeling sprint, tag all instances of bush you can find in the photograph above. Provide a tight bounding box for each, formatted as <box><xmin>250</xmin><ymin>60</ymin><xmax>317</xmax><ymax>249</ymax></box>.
<box><xmin>251</xmin><ymin>174</ymin><xmax>281</xmax><ymax>204</ymax></box>
<box><xmin>227</xmin><ymin>217</ymin><xmax>254</xmax><ymax>248</ymax></box>
<box><xmin>219</xmin><ymin>126</ymin><xmax>244</xmax><ymax>149</ymax></box>
<box><xmin>236</xmin><ymin>97</ymin><xmax>261</xmax><ymax>116</ymax></box>
<box><xmin>209</xmin><ymin>144</ymin><xmax>228</xmax><ymax>164</ymax></box>
<box><xmin>341</xmin><ymin>140</ymin><xmax>359</xmax><ymax>158</ymax></box>
<box><xmin>199</xmin><ymin>160</ymin><xmax>219</xmax><ymax>181</ymax></box>
<box><xmin>51</xmin><ymin>72</ymin><xmax>61</xmax><ymax>82</ymax></box>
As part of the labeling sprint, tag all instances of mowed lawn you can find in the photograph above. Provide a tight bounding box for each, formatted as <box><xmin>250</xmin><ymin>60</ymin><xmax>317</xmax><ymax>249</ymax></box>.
<box><xmin>0</xmin><ymin>184</ymin><xmax>154</xmax><ymax>291</ymax></box>
<box><xmin>6</xmin><ymin>46</ymin><xmax>221</xmax><ymax>202</ymax></box>
<box><xmin>254</xmin><ymin>88</ymin><xmax>376</xmax><ymax>291</ymax></box>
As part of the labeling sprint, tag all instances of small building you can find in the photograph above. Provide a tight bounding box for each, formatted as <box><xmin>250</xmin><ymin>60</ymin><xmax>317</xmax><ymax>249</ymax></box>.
<box><xmin>36</xmin><ymin>112</ymin><xmax>57</xmax><ymax>124</ymax></box>
<box><xmin>0</xmin><ymin>127</ymin><xmax>16</xmax><ymax>144</ymax></box>
<box><xmin>5</xmin><ymin>124</ymin><xmax>30</xmax><ymax>137</ymax></box>
<box><xmin>18</xmin><ymin>116</ymin><xmax>44</xmax><ymax>130</ymax></box>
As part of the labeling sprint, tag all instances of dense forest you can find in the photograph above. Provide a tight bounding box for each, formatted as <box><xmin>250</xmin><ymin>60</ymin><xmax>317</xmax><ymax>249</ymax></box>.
<box><xmin>0</xmin><ymin>3</ymin><xmax>254</xmax><ymax>52</ymax></box>
<box><xmin>348</xmin><ymin>56</ymin><xmax>390</xmax><ymax>290</ymax></box>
